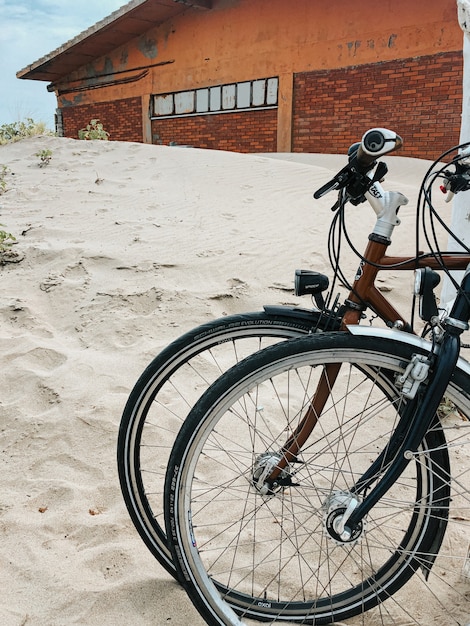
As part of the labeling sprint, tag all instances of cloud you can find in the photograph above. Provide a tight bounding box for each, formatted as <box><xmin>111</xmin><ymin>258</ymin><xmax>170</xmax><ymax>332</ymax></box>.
<box><xmin>0</xmin><ymin>1</ymin><xmax>124</xmax><ymax>126</ymax></box>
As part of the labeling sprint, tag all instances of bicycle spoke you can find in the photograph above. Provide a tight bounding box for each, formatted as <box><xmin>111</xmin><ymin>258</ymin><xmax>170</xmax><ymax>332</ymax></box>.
<box><xmin>167</xmin><ymin>334</ymin><xmax>470</xmax><ymax>624</ymax></box>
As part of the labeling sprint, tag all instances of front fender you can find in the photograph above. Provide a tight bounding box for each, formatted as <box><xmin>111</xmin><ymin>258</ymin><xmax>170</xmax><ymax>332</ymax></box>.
<box><xmin>347</xmin><ymin>325</ymin><xmax>470</xmax><ymax>378</ymax></box>
<box><xmin>263</xmin><ymin>305</ymin><xmax>342</xmax><ymax>330</ymax></box>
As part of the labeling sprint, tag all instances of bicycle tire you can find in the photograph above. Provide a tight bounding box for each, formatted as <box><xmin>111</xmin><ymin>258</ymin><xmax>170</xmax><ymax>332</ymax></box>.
<box><xmin>117</xmin><ymin>308</ymin><xmax>332</xmax><ymax>578</ymax></box>
<box><xmin>165</xmin><ymin>332</ymin><xmax>470</xmax><ymax>625</ymax></box>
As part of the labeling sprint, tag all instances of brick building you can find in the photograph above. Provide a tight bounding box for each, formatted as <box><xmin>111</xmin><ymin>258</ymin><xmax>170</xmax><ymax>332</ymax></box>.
<box><xmin>18</xmin><ymin>0</ymin><xmax>463</xmax><ymax>158</ymax></box>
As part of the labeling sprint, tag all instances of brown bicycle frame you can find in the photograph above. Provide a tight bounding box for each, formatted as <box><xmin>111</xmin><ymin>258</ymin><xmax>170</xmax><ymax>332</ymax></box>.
<box><xmin>269</xmin><ymin>235</ymin><xmax>470</xmax><ymax>483</ymax></box>
<box><xmin>342</xmin><ymin>238</ymin><xmax>470</xmax><ymax>328</ymax></box>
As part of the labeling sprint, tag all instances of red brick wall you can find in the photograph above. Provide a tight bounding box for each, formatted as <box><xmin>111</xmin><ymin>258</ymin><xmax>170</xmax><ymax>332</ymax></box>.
<box><xmin>61</xmin><ymin>97</ymin><xmax>142</xmax><ymax>142</ymax></box>
<box><xmin>151</xmin><ymin>109</ymin><xmax>278</xmax><ymax>152</ymax></box>
<box><xmin>292</xmin><ymin>52</ymin><xmax>463</xmax><ymax>159</ymax></box>
<box><xmin>59</xmin><ymin>50</ymin><xmax>463</xmax><ymax>159</ymax></box>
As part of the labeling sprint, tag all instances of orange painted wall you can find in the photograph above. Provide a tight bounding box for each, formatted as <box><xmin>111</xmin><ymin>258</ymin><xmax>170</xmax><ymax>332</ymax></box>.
<box><xmin>55</xmin><ymin>0</ymin><xmax>463</xmax><ymax>156</ymax></box>
<box><xmin>58</xmin><ymin>0</ymin><xmax>461</xmax><ymax>107</ymax></box>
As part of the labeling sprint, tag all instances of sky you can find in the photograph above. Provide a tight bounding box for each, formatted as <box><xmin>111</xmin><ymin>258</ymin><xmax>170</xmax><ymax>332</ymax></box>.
<box><xmin>0</xmin><ymin>0</ymin><xmax>125</xmax><ymax>128</ymax></box>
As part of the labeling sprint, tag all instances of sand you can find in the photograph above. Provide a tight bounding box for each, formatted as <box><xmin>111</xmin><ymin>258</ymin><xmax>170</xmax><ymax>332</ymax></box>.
<box><xmin>0</xmin><ymin>136</ymin><xmax>467</xmax><ymax>625</ymax></box>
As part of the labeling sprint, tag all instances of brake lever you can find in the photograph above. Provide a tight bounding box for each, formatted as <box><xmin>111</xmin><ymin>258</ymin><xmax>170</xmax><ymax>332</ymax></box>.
<box><xmin>330</xmin><ymin>193</ymin><xmax>342</xmax><ymax>212</ymax></box>
<box><xmin>441</xmin><ymin>164</ymin><xmax>470</xmax><ymax>202</ymax></box>
<box><xmin>313</xmin><ymin>164</ymin><xmax>354</xmax><ymax>199</ymax></box>
<box><xmin>314</xmin><ymin>153</ymin><xmax>388</xmax><ymax>207</ymax></box>
<box><xmin>371</xmin><ymin>161</ymin><xmax>388</xmax><ymax>184</ymax></box>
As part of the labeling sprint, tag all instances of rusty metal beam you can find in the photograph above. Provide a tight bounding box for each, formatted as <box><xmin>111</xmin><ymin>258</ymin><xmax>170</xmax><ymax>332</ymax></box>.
<box><xmin>173</xmin><ymin>0</ymin><xmax>212</xmax><ymax>7</ymax></box>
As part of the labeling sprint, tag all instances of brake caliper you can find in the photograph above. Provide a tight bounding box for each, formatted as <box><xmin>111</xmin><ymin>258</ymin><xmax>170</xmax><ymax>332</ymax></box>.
<box><xmin>396</xmin><ymin>354</ymin><xmax>431</xmax><ymax>399</ymax></box>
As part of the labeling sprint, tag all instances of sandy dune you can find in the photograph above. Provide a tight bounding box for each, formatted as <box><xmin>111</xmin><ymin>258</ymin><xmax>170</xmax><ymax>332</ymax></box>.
<box><xmin>0</xmin><ymin>136</ymin><xmax>467</xmax><ymax>625</ymax></box>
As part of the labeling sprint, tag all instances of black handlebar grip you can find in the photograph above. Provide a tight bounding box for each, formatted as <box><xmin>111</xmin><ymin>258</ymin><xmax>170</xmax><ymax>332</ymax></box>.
<box><xmin>355</xmin><ymin>144</ymin><xmax>380</xmax><ymax>170</ymax></box>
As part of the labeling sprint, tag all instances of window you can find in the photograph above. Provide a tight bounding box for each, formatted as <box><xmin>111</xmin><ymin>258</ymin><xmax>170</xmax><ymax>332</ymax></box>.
<box><xmin>266</xmin><ymin>78</ymin><xmax>278</xmax><ymax>105</ymax></box>
<box><xmin>210</xmin><ymin>86</ymin><xmax>221</xmax><ymax>111</ymax></box>
<box><xmin>152</xmin><ymin>77</ymin><xmax>278</xmax><ymax>118</ymax></box>
<box><xmin>252</xmin><ymin>80</ymin><xmax>266</xmax><ymax>106</ymax></box>
<box><xmin>174</xmin><ymin>91</ymin><xmax>195</xmax><ymax>114</ymax></box>
<box><xmin>237</xmin><ymin>82</ymin><xmax>251</xmax><ymax>108</ymax></box>
<box><xmin>222</xmin><ymin>84</ymin><xmax>236</xmax><ymax>110</ymax></box>
<box><xmin>196</xmin><ymin>89</ymin><xmax>209</xmax><ymax>112</ymax></box>
<box><xmin>154</xmin><ymin>93</ymin><xmax>173</xmax><ymax>116</ymax></box>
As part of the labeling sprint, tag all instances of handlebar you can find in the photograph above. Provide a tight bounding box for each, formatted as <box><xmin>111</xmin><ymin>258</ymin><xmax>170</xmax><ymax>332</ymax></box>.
<box><xmin>315</xmin><ymin>129</ymin><xmax>470</xmax><ymax>207</ymax></box>
<box><xmin>312</xmin><ymin>129</ymin><xmax>470</xmax><ymax>262</ymax></box>
<box><xmin>313</xmin><ymin>128</ymin><xmax>403</xmax><ymax>202</ymax></box>
<box><xmin>441</xmin><ymin>146</ymin><xmax>470</xmax><ymax>201</ymax></box>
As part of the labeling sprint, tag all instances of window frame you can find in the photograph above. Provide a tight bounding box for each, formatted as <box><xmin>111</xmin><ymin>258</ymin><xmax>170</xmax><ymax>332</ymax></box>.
<box><xmin>151</xmin><ymin>77</ymin><xmax>279</xmax><ymax>120</ymax></box>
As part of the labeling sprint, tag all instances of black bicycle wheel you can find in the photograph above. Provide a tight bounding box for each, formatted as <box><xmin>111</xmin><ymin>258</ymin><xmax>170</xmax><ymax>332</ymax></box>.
<box><xmin>165</xmin><ymin>332</ymin><xmax>470</xmax><ymax>625</ymax></box>
<box><xmin>117</xmin><ymin>307</ymin><xmax>332</xmax><ymax>578</ymax></box>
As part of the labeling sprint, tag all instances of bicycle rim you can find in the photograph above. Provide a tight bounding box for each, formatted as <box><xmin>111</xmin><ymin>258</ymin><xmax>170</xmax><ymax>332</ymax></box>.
<box><xmin>117</xmin><ymin>309</ymin><xmax>325</xmax><ymax>577</ymax></box>
<box><xmin>167</xmin><ymin>333</ymin><xmax>470</xmax><ymax>625</ymax></box>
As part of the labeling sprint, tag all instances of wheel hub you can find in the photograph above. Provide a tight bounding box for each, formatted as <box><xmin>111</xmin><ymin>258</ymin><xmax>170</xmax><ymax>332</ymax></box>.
<box><xmin>252</xmin><ymin>451</ymin><xmax>295</xmax><ymax>496</ymax></box>
<box><xmin>323</xmin><ymin>491</ymin><xmax>365</xmax><ymax>546</ymax></box>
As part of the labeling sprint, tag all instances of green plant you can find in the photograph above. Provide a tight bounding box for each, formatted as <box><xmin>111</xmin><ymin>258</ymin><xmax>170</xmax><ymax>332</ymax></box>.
<box><xmin>78</xmin><ymin>119</ymin><xmax>110</xmax><ymax>141</ymax></box>
<box><xmin>0</xmin><ymin>225</ymin><xmax>16</xmax><ymax>253</ymax></box>
<box><xmin>0</xmin><ymin>165</ymin><xmax>8</xmax><ymax>194</ymax></box>
<box><xmin>0</xmin><ymin>118</ymin><xmax>53</xmax><ymax>145</ymax></box>
<box><xmin>35</xmin><ymin>148</ymin><xmax>53</xmax><ymax>167</ymax></box>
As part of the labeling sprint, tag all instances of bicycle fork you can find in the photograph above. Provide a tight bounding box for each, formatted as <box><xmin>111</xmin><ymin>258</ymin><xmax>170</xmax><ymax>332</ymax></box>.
<box><xmin>344</xmin><ymin>328</ymin><xmax>460</xmax><ymax>531</ymax></box>
<box><xmin>344</xmin><ymin>274</ymin><xmax>470</xmax><ymax>539</ymax></box>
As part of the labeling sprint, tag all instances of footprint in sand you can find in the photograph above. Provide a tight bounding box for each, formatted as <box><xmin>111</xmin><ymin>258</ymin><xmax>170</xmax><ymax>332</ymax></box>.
<box><xmin>12</xmin><ymin>346</ymin><xmax>67</xmax><ymax>373</ymax></box>
<box><xmin>27</xmin><ymin>483</ymin><xmax>76</xmax><ymax>511</ymax></box>
<box><xmin>36</xmin><ymin>381</ymin><xmax>61</xmax><ymax>406</ymax></box>
<box><xmin>39</xmin><ymin>260</ymin><xmax>90</xmax><ymax>293</ymax></box>
<box><xmin>76</xmin><ymin>286</ymin><xmax>164</xmax><ymax>349</ymax></box>
<box><xmin>64</xmin><ymin>260</ymin><xmax>90</xmax><ymax>284</ymax></box>
<box><xmin>196</xmin><ymin>249</ymin><xmax>224</xmax><ymax>258</ymax></box>
<box><xmin>209</xmin><ymin>277</ymin><xmax>249</xmax><ymax>300</ymax></box>
<box><xmin>83</xmin><ymin>546</ymin><xmax>131</xmax><ymax>581</ymax></box>
<box><xmin>39</xmin><ymin>273</ymin><xmax>63</xmax><ymax>292</ymax></box>
<box><xmin>0</xmin><ymin>301</ymin><xmax>53</xmax><ymax>337</ymax></box>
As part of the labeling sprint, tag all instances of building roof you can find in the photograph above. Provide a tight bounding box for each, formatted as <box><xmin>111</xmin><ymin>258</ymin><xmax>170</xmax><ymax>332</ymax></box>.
<box><xmin>17</xmin><ymin>0</ymin><xmax>212</xmax><ymax>83</ymax></box>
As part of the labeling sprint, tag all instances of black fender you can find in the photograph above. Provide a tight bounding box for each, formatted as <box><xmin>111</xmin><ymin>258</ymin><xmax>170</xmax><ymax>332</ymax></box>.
<box><xmin>263</xmin><ymin>304</ymin><xmax>341</xmax><ymax>331</ymax></box>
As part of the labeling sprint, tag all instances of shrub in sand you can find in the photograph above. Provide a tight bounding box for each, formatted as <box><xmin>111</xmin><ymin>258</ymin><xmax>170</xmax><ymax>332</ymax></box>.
<box><xmin>35</xmin><ymin>148</ymin><xmax>53</xmax><ymax>167</ymax></box>
<box><xmin>0</xmin><ymin>164</ymin><xmax>8</xmax><ymax>194</ymax></box>
<box><xmin>78</xmin><ymin>119</ymin><xmax>110</xmax><ymax>141</ymax></box>
<box><xmin>0</xmin><ymin>118</ymin><xmax>53</xmax><ymax>145</ymax></box>
<box><xmin>0</xmin><ymin>225</ymin><xmax>20</xmax><ymax>265</ymax></box>
<box><xmin>0</xmin><ymin>167</ymin><xmax>21</xmax><ymax>265</ymax></box>
<box><xmin>0</xmin><ymin>226</ymin><xmax>15</xmax><ymax>252</ymax></box>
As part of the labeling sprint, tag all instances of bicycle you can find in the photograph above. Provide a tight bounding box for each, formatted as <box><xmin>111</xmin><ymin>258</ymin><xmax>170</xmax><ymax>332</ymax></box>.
<box><xmin>117</xmin><ymin>129</ymin><xmax>408</xmax><ymax>579</ymax></box>
<box><xmin>164</xmin><ymin>130</ymin><xmax>470</xmax><ymax>625</ymax></box>
<box><xmin>117</xmin><ymin>127</ymin><xmax>437</xmax><ymax>580</ymax></box>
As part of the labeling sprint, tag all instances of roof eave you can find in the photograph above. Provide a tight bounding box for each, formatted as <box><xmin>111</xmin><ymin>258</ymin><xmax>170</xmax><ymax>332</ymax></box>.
<box><xmin>17</xmin><ymin>0</ymin><xmax>212</xmax><ymax>83</ymax></box>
